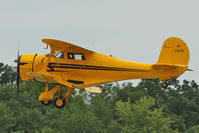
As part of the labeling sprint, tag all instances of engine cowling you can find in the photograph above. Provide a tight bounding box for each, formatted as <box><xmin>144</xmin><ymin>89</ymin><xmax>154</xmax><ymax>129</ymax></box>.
<box><xmin>19</xmin><ymin>54</ymin><xmax>37</xmax><ymax>81</ymax></box>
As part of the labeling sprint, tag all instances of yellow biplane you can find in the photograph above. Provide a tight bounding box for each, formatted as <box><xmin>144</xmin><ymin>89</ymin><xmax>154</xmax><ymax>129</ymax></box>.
<box><xmin>17</xmin><ymin>37</ymin><xmax>190</xmax><ymax>108</ymax></box>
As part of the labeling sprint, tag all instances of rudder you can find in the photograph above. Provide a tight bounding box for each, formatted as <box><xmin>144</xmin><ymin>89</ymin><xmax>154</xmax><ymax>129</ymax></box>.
<box><xmin>157</xmin><ymin>37</ymin><xmax>190</xmax><ymax>66</ymax></box>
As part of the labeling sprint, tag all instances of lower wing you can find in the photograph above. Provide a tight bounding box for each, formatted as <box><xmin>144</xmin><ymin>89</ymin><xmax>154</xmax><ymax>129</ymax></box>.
<box><xmin>26</xmin><ymin>72</ymin><xmax>102</xmax><ymax>93</ymax></box>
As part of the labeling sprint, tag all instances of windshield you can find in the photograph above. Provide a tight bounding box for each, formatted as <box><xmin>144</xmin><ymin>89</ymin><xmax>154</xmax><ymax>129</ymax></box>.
<box><xmin>46</xmin><ymin>53</ymin><xmax>50</xmax><ymax>57</ymax></box>
<box><xmin>45</xmin><ymin>51</ymin><xmax>64</xmax><ymax>59</ymax></box>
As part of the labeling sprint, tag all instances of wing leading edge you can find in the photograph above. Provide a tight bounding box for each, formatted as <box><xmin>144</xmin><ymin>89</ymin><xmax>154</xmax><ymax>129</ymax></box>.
<box><xmin>42</xmin><ymin>39</ymin><xmax>94</xmax><ymax>54</ymax></box>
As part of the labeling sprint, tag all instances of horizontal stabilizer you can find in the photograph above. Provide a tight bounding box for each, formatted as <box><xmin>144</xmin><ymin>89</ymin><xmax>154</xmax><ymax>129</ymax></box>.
<box><xmin>84</xmin><ymin>87</ymin><xmax>102</xmax><ymax>93</ymax></box>
<box><xmin>152</xmin><ymin>64</ymin><xmax>187</xmax><ymax>70</ymax></box>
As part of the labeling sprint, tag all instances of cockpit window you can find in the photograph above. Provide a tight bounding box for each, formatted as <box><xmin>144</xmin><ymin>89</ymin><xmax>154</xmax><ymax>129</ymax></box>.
<box><xmin>68</xmin><ymin>53</ymin><xmax>85</xmax><ymax>60</ymax></box>
<box><xmin>53</xmin><ymin>51</ymin><xmax>64</xmax><ymax>59</ymax></box>
<box><xmin>45</xmin><ymin>51</ymin><xmax>64</xmax><ymax>59</ymax></box>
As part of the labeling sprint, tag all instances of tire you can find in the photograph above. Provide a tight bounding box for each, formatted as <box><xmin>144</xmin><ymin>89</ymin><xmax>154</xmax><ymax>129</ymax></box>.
<box><xmin>161</xmin><ymin>82</ymin><xmax>168</xmax><ymax>88</ymax></box>
<box><xmin>54</xmin><ymin>97</ymin><xmax>65</xmax><ymax>109</ymax></box>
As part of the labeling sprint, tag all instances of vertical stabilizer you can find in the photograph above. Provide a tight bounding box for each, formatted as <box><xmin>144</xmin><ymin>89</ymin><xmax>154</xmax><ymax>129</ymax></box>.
<box><xmin>157</xmin><ymin>37</ymin><xmax>190</xmax><ymax>65</ymax></box>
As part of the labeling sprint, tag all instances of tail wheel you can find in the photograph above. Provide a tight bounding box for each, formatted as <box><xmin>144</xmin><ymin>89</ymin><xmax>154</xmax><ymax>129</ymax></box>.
<box><xmin>161</xmin><ymin>81</ymin><xmax>168</xmax><ymax>88</ymax></box>
<box><xmin>54</xmin><ymin>97</ymin><xmax>65</xmax><ymax>109</ymax></box>
<box><xmin>41</xmin><ymin>101</ymin><xmax>52</xmax><ymax>106</ymax></box>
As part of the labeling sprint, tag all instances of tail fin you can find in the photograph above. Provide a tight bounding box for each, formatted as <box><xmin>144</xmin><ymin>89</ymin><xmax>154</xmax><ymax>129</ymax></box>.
<box><xmin>157</xmin><ymin>37</ymin><xmax>190</xmax><ymax>66</ymax></box>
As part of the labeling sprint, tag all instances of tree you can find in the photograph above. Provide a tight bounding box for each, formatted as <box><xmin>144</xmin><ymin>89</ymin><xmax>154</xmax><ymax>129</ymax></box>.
<box><xmin>115</xmin><ymin>97</ymin><xmax>177</xmax><ymax>133</ymax></box>
<box><xmin>91</xmin><ymin>97</ymin><xmax>114</xmax><ymax>126</ymax></box>
<box><xmin>0</xmin><ymin>62</ymin><xmax>16</xmax><ymax>86</ymax></box>
<box><xmin>0</xmin><ymin>102</ymin><xmax>16</xmax><ymax>132</ymax></box>
<box><xmin>115</xmin><ymin>82</ymin><xmax>148</xmax><ymax>103</ymax></box>
<box><xmin>55</xmin><ymin>96</ymin><xmax>106</xmax><ymax>133</ymax></box>
<box><xmin>187</xmin><ymin>125</ymin><xmax>199</xmax><ymax>133</ymax></box>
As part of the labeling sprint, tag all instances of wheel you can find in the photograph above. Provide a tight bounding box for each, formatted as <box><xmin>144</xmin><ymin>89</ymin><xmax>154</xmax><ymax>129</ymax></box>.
<box><xmin>161</xmin><ymin>82</ymin><xmax>168</xmax><ymax>88</ymax></box>
<box><xmin>41</xmin><ymin>101</ymin><xmax>52</xmax><ymax>106</ymax></box>
<box><xmin>54</xmin><ymin>97</ymin><xmax>65</xmax><ymax>109</ymax></box>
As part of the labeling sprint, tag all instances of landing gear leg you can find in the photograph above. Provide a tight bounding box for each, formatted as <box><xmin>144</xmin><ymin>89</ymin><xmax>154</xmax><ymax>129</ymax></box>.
<box><xmin>161</xmin><ymin>81</ymin><xmax>168</xmax><ymax>88</ymax></box>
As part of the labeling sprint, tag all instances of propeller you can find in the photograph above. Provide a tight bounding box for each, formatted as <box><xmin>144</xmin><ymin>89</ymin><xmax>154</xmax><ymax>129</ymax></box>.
<box><xmin>11</xmin><ymin>41</ymin><xmax>21</xmax><ymax>95</ymax></box>
<box><xmin>17</xmin><ymin>49</ymin><xmax>20</xmax><ymax>94</ymax></box>
<box><xmin>16</xmin><ymin>41</ymin><xmax>20</xmax><ymax>95</ymax></box>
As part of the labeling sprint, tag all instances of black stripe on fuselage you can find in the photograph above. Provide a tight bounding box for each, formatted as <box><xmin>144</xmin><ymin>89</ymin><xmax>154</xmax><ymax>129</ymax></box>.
<box><xmin>19</xmin><ymin>62</ymin><xmax>28</xmax><ymax>65</ymax></box>
<box><xmin>47</xmin><ymin>63</ymin><xmax>149</xmax><ymax>72</ymax></box>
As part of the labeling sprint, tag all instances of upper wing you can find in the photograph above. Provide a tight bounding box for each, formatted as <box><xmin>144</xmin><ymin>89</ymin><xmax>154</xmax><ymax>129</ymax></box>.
<box><xmin>42</xmin><ymin>39</ymin><xmax>94</xmax><ymax>54</ymax></box>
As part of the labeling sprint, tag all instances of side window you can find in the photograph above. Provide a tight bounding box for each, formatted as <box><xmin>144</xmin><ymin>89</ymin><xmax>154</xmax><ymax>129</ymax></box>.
<box><xmin>68</xmin><ymin>53</ymin><xmax>85</xmax><ymax>60</ymax></box>
<box><xmin>74</xmin><ymin>54</ymin><xmax>84</xmax><ymax>60</ymax></box>
<box><xmin>53</xmin><ymin>51</ymin><xmax>64</xmax><ymax>59</ymax></box>
<box><xmin>68</xmin><ymin>53</ymin><xmax>74</xmax><ymax>59</ymax></box>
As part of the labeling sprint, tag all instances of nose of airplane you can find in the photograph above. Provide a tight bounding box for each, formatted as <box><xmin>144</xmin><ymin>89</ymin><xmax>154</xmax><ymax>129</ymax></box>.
<box><xmin>18</xmin><ymin>54</ymin><xmax>37</xmax><ymax>81</ymax></box>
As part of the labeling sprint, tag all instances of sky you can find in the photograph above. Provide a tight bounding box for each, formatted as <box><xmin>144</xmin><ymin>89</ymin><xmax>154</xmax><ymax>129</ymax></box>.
<box><xmin>0</xmin><ymin>0</ymin><xmax>198</xmax><ymax>84</ymax></box>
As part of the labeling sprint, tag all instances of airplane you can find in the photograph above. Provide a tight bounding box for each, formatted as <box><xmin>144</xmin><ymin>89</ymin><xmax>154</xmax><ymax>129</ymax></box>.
<box><xmin>17</xmin><ymin>37</ymin><xmax>191</xmax><ymax>109</ymax></box>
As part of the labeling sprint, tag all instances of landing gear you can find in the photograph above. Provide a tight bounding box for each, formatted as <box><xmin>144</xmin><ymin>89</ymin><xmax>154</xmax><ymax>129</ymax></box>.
<box><xmin>54</xmin><ymin>87</ymin><xmax>74</xmax><ymax>109</ymax></box>
<box><xmin>39</xmin><ymin>84</ymin><xmax>75</xmax><ymax>109</ymax></box>
<box><xmin>161</xmin><ymin>81</ymin><xmax>168</xmax><ymax>88</ymax></box>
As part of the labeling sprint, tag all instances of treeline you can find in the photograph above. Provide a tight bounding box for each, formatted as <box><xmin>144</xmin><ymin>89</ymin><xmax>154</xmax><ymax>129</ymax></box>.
<box><xmin>0</xmin><ymin>62</ymin><xmax>199</xmax><ymax>133</ymax></box>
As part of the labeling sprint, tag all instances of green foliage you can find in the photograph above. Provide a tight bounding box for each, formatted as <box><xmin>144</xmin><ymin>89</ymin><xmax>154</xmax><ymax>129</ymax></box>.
<box><xmin>116</xmin><ymin>97</ymin><xmax>176</xmax><ymax>133</ymax></box>
<box><xmin>115</xmin><ymin>82</ymin><xmax>148</xmax><ymax>103</ymax></box>
<box><xmin>58</xmin><ymin>110</ymin><xmax>105</xmax><ymax>133</ymax></box>
<box><xmin>187</xmin><ymin>125</ymin><xmax>199</xmax><ymax>133</ymax></box>
<box><xmin>0</xmin><ymin>62</ymin><xmax>16</xmax><ymax>86</ymax></box>
<box><xmin>106</xmin><ymin>120</ymin><xmax>122</xmax><ymax>133</ymax></box>
<box><xmin>91</xmin><ymin>97</ymin><xmax>114</xmax><ymax>126</ymax></box>
<box><xmin>0</xmin><ymin>102</ymin><xmax>16</xmax><ymax>132</ymax></box>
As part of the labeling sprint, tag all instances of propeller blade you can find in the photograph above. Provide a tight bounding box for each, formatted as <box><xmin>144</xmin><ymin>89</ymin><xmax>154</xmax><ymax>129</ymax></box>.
<box><xmin>17</xmin><ymin>41</ymin><xmax>20</xmax><ymax>94</ymax></box>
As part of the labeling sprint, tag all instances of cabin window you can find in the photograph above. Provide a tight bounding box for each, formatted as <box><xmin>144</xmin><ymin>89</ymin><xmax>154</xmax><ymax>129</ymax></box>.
<box><xmin>68</xmin><ymin>53</ymin><xmax>85</xmax><ymax>60</ymax></box>
<box><xmin>53</xmin><ymin>51</ymin><xmax>64</xmax><ymax>59</ymax></box>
